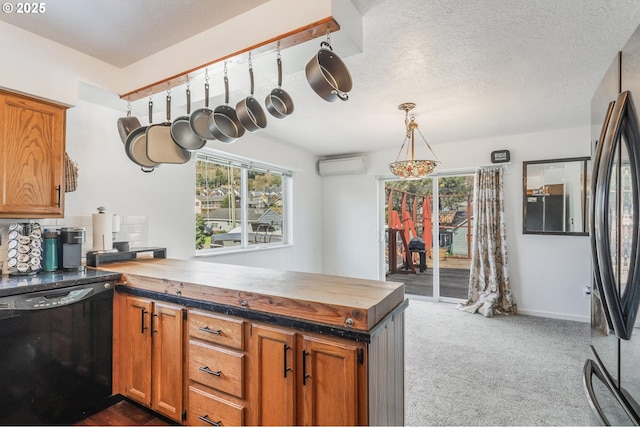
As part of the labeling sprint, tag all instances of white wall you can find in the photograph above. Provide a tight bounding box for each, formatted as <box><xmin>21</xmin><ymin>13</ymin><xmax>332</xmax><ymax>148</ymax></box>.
<box><xmin>321</xmin><ymin>126</ymin><xmax>592</xmax><ymax>321</ymax></box>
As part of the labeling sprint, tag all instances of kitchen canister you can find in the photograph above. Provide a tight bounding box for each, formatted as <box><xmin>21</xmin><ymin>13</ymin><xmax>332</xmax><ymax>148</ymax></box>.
<box><xmin>42</xmin><ymin>230</ymin><xmax>59</xmax><ymax>272</ymax></box>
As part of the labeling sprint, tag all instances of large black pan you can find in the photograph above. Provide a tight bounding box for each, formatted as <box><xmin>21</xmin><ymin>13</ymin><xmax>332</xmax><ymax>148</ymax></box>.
<box><xmin>305</xmin><ymin>40</ymin><xmax>352</xmax><ymax>102</ymax></box>
<box><xmin>189</xmin><ymin>76</ymin><xmax>217</xmax><ymax>140</ymax></box>
<box><xmin>265</xmin><ymin>49</ymin><xmax>294</xmax><ymax>118</ymax></box>
<box><xmin>208</xmin><ymin>66</ymin><xmax>245</xmax><ymax>143</ymax></box>
<box><xmin>171</xmin><ymin>87</ymin><xmax>206</xmax><ymax>150</ymax></box>
<box><xmin>124</xmin><ymin>100</ymin><xmax>159</xmax><ymax>172</ymax></box>
<box><xmin>237</xmin><ymin>58</ymin><xmax>267</xmax><ymax>132</ymax></box>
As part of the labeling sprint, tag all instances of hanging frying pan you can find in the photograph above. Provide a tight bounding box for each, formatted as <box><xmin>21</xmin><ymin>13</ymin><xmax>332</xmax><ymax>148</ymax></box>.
<box><xmin>146</xmin><ymin>93</ymin><xmax>191</xmax><ymax>164</ymax></box>
<box><xmin>208</xmin><ymin>63</ymin><xmax>245</xmax><ymax>143</ymax></box>
<box><xmin>237</xmin><ymin>54</ymin><xmax>267</xmax><ymax>132</ymax></box>
<box><xmin>171</xmin><ymin>86</ymin><xmax>206</xmax><ymax>150</ymax></box>
<box><xmin>117</xmin><ymin>105</ymin><xmax>141</xmax><ymax>144</ymax></box>
<box><xmin>124</xmin><ymin>99</ymin><xmax>158</xmax><ymax>172</ymax></box>
<box><xmin>189</xmin><ymin>73</ymin><xmax>217</xmax><ymax>140</ymax></box>
<box><xmin>305</xmin><ymin>38</ymin><xmax>352</xmax><ymax>102</ymax></box>
<box><xmin>265</xmin><ymin>45</ymin><xmax>294</xmax><ymax>118</ymax></box>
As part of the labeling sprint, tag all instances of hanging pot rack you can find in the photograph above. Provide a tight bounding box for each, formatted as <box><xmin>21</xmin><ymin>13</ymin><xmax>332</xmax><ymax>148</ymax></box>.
<box><xmin>120</xmin><ymin>16</ymin><xmax>340</xmax><ymax>102</ymax></box>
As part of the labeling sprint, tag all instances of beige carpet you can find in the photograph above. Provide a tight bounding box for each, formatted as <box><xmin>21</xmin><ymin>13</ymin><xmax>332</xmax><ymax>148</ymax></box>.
<box><xmin>404</xmin><ymin>297</ymin><xmax>592</xmax><ymax>426</ymax></box>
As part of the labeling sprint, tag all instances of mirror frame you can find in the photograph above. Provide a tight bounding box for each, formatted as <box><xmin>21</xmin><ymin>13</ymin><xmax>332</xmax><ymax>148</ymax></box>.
<box><xmin>522</xmin><ymin>156</ymin><xmax>590</xmax><ymax>236</ymax></box>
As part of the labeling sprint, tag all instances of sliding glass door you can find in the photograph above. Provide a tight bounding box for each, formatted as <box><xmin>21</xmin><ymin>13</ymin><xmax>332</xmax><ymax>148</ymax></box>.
<box><xmin>384</xmin><ymin>174</ymin><xmax>474</xmax><ymax>301</ymax></box>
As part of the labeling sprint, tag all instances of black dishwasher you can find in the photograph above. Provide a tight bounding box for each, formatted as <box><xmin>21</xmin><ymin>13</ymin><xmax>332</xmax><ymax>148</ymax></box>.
<box><xmin>0</xmin><ymin>281</ymin><xmax>114</xmax><ymax>425</ymax></box>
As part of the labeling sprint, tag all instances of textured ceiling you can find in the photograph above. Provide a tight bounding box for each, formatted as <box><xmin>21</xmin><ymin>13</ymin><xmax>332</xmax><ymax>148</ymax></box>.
<box><xmin>4</xmin><ymin>0</ymin><xmax>640</xmax><ymax>157</ymax></box>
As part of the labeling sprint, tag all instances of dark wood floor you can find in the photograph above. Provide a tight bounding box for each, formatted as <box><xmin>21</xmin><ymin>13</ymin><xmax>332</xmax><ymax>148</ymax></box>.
<box><xmin>74</xmin><ymin>400</ymin><xmax>172</xmax><ymax>426</ymax></box>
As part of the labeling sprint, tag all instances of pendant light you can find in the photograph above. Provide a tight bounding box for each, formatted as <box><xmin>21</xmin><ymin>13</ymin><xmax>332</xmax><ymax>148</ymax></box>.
<box><xmin>388</xmin><ymin>102</ymin><xmax>440</xmax><ymax>179</ymax></box>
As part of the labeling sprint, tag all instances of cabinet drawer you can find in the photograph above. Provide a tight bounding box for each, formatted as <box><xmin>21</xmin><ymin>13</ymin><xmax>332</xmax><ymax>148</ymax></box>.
<box><xmin>189</xmin><ymin>340</ymin><xmax>244</xmax><ymax>398</ymax></box>
<box><xmin>189</xmin><ymin>310</ymin><xmax>244</xmax><ymax>350</ymax></box>
<box><xmin>187</xmin><ymin>386</ymin><xmax>244</xmax><ymax>426</ymax></box>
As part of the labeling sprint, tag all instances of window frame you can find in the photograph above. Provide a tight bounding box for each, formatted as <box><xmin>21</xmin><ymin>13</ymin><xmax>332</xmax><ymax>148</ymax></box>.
<box><xmin>195</xmin><ymin>150</ymin><xmax>292</xmax><ymax>256</ymax></box>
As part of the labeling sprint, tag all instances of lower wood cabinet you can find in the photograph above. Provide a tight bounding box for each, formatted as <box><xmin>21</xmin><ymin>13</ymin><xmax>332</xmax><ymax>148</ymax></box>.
<box><xmin>186</xmin><ymin>310</ymin><xmax>247</xmax><ymax>426</ymax></box>
<box><xmin>114</xmin><ymin>294</ymin><xmax>184</xmax><ymax>422</ymax></box>
<box><xmin>250</xmin><ymin>324</ymin><xmax>366</xmax><ymax>426</ymax></box>
<box><xmin>114</xmin><ymin>291</ymin><xmax>405</xmax><ymax>426</ymax></box>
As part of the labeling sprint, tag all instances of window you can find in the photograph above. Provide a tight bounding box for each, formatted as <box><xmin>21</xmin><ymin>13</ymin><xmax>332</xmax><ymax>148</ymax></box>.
<box><xmin>195</xmin><ymin>151</ymin><xmax>291</xmax><ymax>254</ymax></box>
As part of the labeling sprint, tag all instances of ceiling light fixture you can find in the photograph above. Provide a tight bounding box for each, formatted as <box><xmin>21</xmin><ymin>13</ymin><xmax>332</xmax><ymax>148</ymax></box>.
<box><xmin>388</xmin><ymin>102</ymin><xmax>440</xmax><ymax>180</ymax></box>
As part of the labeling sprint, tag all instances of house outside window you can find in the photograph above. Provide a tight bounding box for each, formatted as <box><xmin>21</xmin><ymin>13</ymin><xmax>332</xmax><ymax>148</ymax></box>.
<box><xmin>195</xmin><ymin>151</ymin><xmax>291</xmax><ymax>254</ymax></box>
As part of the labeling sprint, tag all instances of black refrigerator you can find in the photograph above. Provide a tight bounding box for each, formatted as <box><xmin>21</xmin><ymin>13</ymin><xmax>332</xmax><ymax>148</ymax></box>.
<box><xmin>584</xmin><ymin>23</ymin><xmax>640</xmax><ymax>425</ymax></box>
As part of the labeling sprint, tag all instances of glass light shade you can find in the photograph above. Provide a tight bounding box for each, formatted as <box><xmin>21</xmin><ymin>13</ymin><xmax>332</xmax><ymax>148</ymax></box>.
<box><xmin>389</xmin><ymin>159</ymin><xmax>439</xmax><ymax>180</ymax></box>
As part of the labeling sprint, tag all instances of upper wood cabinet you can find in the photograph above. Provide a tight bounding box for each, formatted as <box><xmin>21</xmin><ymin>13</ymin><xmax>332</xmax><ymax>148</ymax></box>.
<box><xmin>0</xmin><ymin>90</ymin><xmax>66</xmax><ymax>218</ymax></box>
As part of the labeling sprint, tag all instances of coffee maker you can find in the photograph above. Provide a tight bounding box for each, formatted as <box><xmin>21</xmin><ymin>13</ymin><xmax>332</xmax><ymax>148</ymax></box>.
<box><xmin>58</xmin><ymin>227</ymin><xmax>86</xmax><ymax>271</ymax></box>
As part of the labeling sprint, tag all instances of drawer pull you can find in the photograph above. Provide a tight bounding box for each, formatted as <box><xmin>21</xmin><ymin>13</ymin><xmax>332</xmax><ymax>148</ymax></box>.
<box><xmin>199</xmin><ymin>366</ymin><xmax>222</xmax><ymax>377</ymax></box>
<box><xmin>199</xmin><ymin>326</ymin><xmax>222</xmax><ymax>335</ymax></box>
<box><xmin>198</xmin><ymin>415</ymin><xmax>222</xmax><ymax>426</ymax></box>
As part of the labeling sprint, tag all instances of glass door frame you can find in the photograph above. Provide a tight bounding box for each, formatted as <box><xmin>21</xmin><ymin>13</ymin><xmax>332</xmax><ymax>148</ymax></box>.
<box><xmin>378</xmin><ymin>170</ymin><xmax>475</xmax><ymax>303</ymax></box>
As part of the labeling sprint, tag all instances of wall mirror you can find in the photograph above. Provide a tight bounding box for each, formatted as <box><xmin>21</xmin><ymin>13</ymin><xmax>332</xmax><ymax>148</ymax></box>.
<box><xmin>523</xmin><ymin>157</ymin><xmax>590</xmax><ymax>235</ymax></box>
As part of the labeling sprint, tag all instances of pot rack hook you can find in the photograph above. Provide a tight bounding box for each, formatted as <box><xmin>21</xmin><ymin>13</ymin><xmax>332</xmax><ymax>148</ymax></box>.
<box><xmin>248</xmin><ymin>51</ymin><xmax>253</xmax><ymax>69</ymax></box>
<box><xmin>204</xmin><ymin>68</ymin><xmax>209</xmax><ymax>83</ymax></box>
<box><xmin>126</xmin><ymin>99</ymin><xmax>132</xmax><ymax>117</ymax></box>
<box><xmin>276</xmin><ymin>40</ymin><xmax>281</xmax><ymax>59</ymax></box>
<box><xmin>185</xmin><ymin>74</ymin><xmax>190</xmax><ymax>89</ymax></box>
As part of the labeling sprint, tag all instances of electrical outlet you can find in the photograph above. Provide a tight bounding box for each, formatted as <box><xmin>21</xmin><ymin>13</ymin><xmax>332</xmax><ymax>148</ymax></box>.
<box><xmin>583</xmin><ymin>285</ymin><xmax>592</xmax><ymax>299</ymax></box>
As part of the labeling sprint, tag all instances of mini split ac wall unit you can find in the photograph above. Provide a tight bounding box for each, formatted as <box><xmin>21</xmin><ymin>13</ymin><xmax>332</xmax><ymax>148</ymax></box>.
<box><xmin>317</xmin><ymin>154</ymin><xmax>366</xmax><ymax>176</ymax></box>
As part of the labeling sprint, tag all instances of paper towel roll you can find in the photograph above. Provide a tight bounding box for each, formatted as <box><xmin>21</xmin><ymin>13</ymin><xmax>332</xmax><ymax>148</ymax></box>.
<box><xmin>112</xmin><ymin>214</ymin><xmax>121</xmax><ymax>234</ymax></box>
<box><xmin>93</xmin><ymin>211</ymin><xmax>113</xmax><ymax>251</ymax></box>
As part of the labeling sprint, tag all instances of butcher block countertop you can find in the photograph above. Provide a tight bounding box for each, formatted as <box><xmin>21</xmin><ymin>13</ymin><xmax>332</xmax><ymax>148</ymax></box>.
<box><xmin>96</xmin><ymin>258</ymin><xmax>405</xmax><ymax>332</ymax></box>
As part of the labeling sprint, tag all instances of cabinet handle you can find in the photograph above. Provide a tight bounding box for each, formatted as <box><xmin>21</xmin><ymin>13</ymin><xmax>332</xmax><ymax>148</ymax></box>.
<box><xmin>141</xmin><ymin>308</ymin><xmax>148</xmax><ymax>334</ymax></box>
<box><xmin>199</xmin><ymin>326</ymin><xmax>222</xmax><ymax>335</ymax></box>
<box><xmin>56</xmin><ymin>185</ymin><xmax>61</xmax><ymax>208</ymax></box>
<box><xmin>151</xmin><ymin>313</ymin><xmax>158</xmax><ymax>335</ymax></box>
<box><xmin>198</xmin><ymin>415</ymin><xmax>222</xmax><ymax>426</ymax></box>
<box><xmin>199</xmin><ymin>366</ymin><xmax>222</xmax><ymax>377</ymax></box>
<box><xmin>302</xmin><ymin>349</ymin><xmax>310</xmax><ymax>385</ymax></box>
<box><xmin>283</xmin><ymin>344</ymin><xmax>292</xmax><ymax>378</ymax></box>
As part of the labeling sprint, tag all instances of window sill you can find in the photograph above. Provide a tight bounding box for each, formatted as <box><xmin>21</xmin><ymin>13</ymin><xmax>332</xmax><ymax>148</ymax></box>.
<box><xmin>195</xmin><ymin>243</ymin><xmax>293</xmax><ymax>258</ymax></box>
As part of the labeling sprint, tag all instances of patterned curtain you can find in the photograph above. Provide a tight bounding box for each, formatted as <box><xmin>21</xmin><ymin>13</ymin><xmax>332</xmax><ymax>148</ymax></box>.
<box><xmin>457</xmin><ymin>167</ymin><xmax>517</xmax><ymax>317</ymax></box>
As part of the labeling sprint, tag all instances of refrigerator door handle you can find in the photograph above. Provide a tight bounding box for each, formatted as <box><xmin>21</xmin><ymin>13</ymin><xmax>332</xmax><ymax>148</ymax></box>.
<box><xmin>591</xmin><ymin>100</ymin><xmax>616</xmax><ymax>331</ymax></box>
<box><xmin>594</xmin><ymin>90</ymin><xmax>640</xmax><ymax>341</ymax></box>
<box><xmin>583</xmin><ymin>359</ymin><xmax>613</xmax><ymax>426</ymax></box>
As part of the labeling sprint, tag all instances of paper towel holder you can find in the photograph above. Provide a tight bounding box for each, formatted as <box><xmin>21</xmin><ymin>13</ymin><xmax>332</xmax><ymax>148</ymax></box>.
<box><xmin>90</xmin><ymin>206</ymin><xmax>118</xmax><ymax>254</ymax></box>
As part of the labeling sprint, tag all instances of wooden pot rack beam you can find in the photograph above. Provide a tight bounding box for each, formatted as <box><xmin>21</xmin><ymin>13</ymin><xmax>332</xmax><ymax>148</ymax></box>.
<box><xmin>120</xmin><ymin>16</ymin><xmax>340</xmax><ymax>102</ymax></box>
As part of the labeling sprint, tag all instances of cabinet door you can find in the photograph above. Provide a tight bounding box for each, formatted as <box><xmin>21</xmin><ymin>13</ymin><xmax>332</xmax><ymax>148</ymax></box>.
<box><xmin>151</xmin><ymin>301</ymin><xmax>184</xmax><ymax>421</ymax></box>
<box><xmin>299</xmin><ymin>335</ymin><xmax>360</xmax><ymax>426</ymax></box>
<box><xmin>0</xmin><ymin>91</ymin><xmax>65</xmax><ymax>217</ymax></box>
<box><xmin>250</xmin><ymin>324</ymin><xmax>296</xmax><ymax>426</ymax></box>
<box><xmin>122</xmin><ymin>296</ymin><xmax>152</xmax><ymax>405</ymax></box>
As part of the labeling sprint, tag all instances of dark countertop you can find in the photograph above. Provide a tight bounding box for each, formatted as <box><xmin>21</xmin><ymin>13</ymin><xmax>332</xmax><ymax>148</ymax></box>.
<box><xmin>0</xmin><ymin>268</ymin><xmax>121</xmax><ymax>297</ymax></box>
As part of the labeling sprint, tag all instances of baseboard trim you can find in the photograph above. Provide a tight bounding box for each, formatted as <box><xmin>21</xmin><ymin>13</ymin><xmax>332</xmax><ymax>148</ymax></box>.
<box><xmin>517</xmin><ymin>308</ymin><xmax>589</xmax><ymax>323</ymax></box>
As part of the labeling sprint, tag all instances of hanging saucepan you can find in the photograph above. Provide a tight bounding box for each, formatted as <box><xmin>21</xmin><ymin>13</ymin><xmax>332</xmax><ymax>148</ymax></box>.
<box><xmin>117</xmin><ymin>102</ymin><xmax>141</xmax><ymax>144</ymax></box>
<box><xmin>305</xmin><ymin>36</ymin><xmax>352</xmax><ymax>102</ymax></box>
<box><xmin>265</xmin><ymin>43</ymin><xmax>294</xmax><ymax>118</ymax></box>
<box><xmin>189</xmin><ymin>71</ymin><xmax>217</xmax><ymax>140</ymax></box>
<box><xmin>237</xmin><ymin>53</ymin><xmax>267</xmax><ymax>132</ymax></box>
<box><xmin>146</xmin><ymin>93</ymin><xmax>191</xmax><ymax>164</ymax></box>
<box><xmin>171</xmin><ymin>84</ymin><xmax>206</xmax><ymax>150</ymax></box>
<box><xmin>208</xmin><ymin>62</ymin><xmax>245</xmax><ymax>143</ymax></box>
<box><xmin>124</xmin><ymin>99</ymin><xmax>159</xmax><ymax>172</ymax></box>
